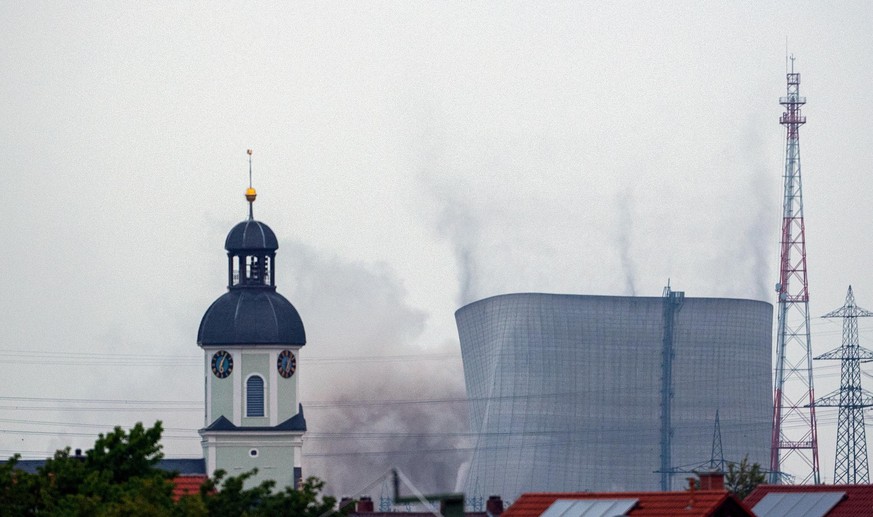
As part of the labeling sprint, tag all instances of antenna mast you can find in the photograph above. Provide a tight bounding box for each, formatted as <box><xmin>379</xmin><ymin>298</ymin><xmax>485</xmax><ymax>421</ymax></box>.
<box><xmin>769</xmin><ymin>57</ymin><xmax>820</xmax><ymax>484</ymax></box>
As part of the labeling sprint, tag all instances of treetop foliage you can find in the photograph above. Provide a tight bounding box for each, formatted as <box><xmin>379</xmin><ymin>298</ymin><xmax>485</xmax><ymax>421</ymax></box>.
<box><xmin>0</xmin><ymin>421</ymin><xmax>340</xmax><ymax>517</ymax></box>
<box><xmin>725</xmin><ymin>455</ymin><xmax>766</xmax><ymax>500</ymax></box>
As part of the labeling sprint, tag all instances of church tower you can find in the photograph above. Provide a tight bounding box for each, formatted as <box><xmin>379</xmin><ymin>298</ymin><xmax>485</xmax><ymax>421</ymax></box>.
<box><xmin>198</xmin><ymin>152</ymin><xmax>306</xmax><ymax>489</ymax></box>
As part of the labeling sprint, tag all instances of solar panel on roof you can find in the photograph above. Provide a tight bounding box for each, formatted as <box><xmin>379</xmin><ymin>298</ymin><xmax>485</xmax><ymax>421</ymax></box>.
<box><xmin>541</xmin><ymin>498</ymin><xmax>638</xmax><ymax>517</ymax></box>
<box><xmin>752</xmin><ymin>492</ymin><xmax>844</xmax><ymax>517</ymax></box>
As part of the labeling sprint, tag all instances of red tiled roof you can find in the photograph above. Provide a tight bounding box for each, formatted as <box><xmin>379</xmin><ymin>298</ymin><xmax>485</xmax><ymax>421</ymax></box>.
<box><xmin>745</xmin><ymin>484</ymin><xmax>873</xmax><ymax>517</ymax></box>
<box><xmin>349</xmin><ymin>511</ymin><xmax>488</xmax><ymax>517</ymax></box>
<box><xmin>504</xmin><ymin>490</ymin><xmax>754</xmax><ymax>517</ymax></box>
<box><xmin>171</xmin><ymin>474</ymin><xmax>207</xmax><ymax>501</ymax></box>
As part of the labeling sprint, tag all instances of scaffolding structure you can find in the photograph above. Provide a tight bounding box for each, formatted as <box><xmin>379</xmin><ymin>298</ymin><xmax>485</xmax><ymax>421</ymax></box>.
<box><xmin>769</xmin><ymin>57</ymin><xmax>820</xmax><ymax>484</ymax></box>
<box><xmin>659</xmin><ymin>283</ymin><xmax>684</xmax><ymax>490</ymax></box>
<box><xmin>814</xmin><ymin>286</ymin><xmax>873</xmax><ymax>484</ymax></box>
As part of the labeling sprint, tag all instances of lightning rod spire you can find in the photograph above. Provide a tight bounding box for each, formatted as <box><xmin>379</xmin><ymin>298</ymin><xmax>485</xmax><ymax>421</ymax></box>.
<box><xmin>245</xmin><ymin>149</ymin><xmax>256</xmax><ymax>220</ymax></box>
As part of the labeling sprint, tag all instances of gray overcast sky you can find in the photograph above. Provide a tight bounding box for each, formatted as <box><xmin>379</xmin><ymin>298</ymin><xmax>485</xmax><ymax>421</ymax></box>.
<box><xmin>2</xmin><ymin>1</ymin><xmax>873</xmax><ymax>494</ymax></box>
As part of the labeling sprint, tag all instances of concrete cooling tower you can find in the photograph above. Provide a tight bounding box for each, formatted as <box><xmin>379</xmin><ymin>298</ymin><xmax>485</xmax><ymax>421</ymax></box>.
<box><xmin>456</xmin><ymin>292</ymin><xmax>772</xmax><ymax>501</ymax></box>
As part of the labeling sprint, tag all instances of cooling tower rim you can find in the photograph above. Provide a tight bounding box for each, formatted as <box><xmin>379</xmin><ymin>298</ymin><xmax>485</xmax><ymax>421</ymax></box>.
<box><xmin>455</xmin><ymin>292</ymin><xmax>773</xmax><ymax>316</ymax></box>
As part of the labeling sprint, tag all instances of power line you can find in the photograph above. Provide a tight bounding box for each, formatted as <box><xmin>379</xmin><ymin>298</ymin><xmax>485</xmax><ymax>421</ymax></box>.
<box><xmin>0</xmin><ymin>406</ymin><xmax>199</xmax><ymax>412</ymax></box>
<box><xmin>3</xmin><ymin>410</ymin><xmax>863</xmax><ymax>462</ymax></box>
<box><xmin>0</xmin><ymin>396</ymin><xmax>199</xmax><ymax>405</ymax></box>
<box><xmin>0</xmin><ymin>348</ymin><xmax>460</xmax><ymax>367</ymax></box>
<box><xmin>0</xmin><ymin>428</ymin><xmax>199</xmax><ymax>439</ymax></box>
<box><xmin>0</xmin><ymin>417</ymin><xmax>197</xmax><ymax>432</ymax></box>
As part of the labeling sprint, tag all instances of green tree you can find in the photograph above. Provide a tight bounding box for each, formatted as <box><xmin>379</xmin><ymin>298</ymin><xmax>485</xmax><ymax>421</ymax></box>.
<box><xmin>202</xmin><ymin>470</ymin><xmax>340</xmax><ymax>517</ymax></box>
<box><xmin>0</xmin><ymin>454</ymin><xmax>41</xmax><ymax>516</ymax></box>
<box><xmin>87</xmin><ymin>420</ymin><xmax>166</xmax><ymax>484</ymax></box>
<box><xmin>725</xmin><ymin>455</ymin><xmax>766</xmax><ymax>500</ymax></box>
<box><xmin>0</xmin><ymin>421</ymin><xmax>339</xmax><ymax>516</ymax></box>
<box><xmin>8</xmin><ymin>422</ymin><xmax>174</xmax><ymax>516</ymax></box>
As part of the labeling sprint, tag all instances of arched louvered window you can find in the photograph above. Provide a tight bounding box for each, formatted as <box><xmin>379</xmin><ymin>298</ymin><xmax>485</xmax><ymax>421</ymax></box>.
<box><xmin>246</xmin><ymin>375</ymin><xmax>265</xmax><ymax>417</ymax></box>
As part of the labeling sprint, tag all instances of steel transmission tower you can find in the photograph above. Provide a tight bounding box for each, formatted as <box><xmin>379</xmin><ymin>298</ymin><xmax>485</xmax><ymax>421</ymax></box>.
<box><xmin>770</xmin><ymin>57</ymin><xmax>820</xmax><ymax>484</ymax></box>
<box><xmin>709</xmin><ymin>410</ymin><xmax>726</xmax><ymax>472</ymax></box>
<box><xmin>814</xmin><ymin>286</ymin><xmax>873</xmax><ymax>484</ymax></box>
<box><xmin>656</xmin><ymin>411</ymin><xmax>728</xmax><ymax>481</ymax></box>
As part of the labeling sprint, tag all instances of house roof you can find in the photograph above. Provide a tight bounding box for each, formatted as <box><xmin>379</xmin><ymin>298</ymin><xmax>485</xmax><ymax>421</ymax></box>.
<box><xmin>157</xmin><ymin>458</ymin><xmax>206</xmax><ymax>475</ymax></box>
<box><xmin>745</xmin><ymin>484</ymin><xmax>873</xmax><ymax>517</ymax></box>
<box><xmin>8</xmin><ymin>457</ymin><xmax>205</xmax><ymax>475</ymax></box>
<box><xmin>504</xmin><ymin>491</ymin><xmax>753</xmax><ymax>517</ymax></box>
<box><xmin>348</xmin><ymin>513</ymin><xmax>487</xmax><ymax>517</ymax></box>
<box><xmin>7</xmin><ymin>458</ymin><xmax>208</xmax><ymax>502</ymax></box>
<box><xmin>171</xmin><ymin>474</ymin><xmax>208</xmax><ymax>501</ymax></box>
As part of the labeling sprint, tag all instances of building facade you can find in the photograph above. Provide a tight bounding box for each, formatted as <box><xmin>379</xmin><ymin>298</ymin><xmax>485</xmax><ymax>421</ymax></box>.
<box><xmin>197</xmin><ymin>187</ymin><xmax>306</xmax><ymax>489</ymax></box>
<box><xmin>456</xmin><ymin>293</ymin><xmax>772</xmax><ymax>500</ymax></box>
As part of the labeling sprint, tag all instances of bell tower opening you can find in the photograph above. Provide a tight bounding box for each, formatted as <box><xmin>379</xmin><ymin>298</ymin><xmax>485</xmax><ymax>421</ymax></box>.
<box><xmin>229</xmin><ymin>252</ymin><xmax>275</xmax><ymax>288</ymax></box>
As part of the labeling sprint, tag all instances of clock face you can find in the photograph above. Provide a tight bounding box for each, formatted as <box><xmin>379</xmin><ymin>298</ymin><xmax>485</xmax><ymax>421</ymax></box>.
<box><xmin>277</xmin><ymin>350</ymin><xmax>296</xmax><ymax>378</ymax></box>
<box><xmin>211</xmin><ymin>350</ymin><xmax>233</xmax><ymax>378</ymax></box>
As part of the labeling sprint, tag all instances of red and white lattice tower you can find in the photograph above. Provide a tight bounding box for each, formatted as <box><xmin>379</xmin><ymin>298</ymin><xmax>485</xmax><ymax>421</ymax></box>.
<box><xmin>769</xmin><ymin>56</ymin><xmax>820</xmax><ymax>484</ymax></box>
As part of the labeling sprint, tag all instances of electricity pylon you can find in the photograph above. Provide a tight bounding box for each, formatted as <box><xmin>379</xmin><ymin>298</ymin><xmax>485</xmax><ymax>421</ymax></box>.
<box><xmin>814</xmin><ymin>286</ymin><xmax>873</xmax><ymax>484</ymax></box>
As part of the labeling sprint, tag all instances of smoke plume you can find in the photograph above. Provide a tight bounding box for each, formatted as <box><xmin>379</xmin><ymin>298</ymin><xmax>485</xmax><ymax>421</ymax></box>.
<box><xmin>437</xmin><ymin>195</ymin><xmax>482</xmax><ymax>307</ymax></box>
<box><xmin>720</xmin><ymin>115</ymin><xmax>778</xmax><ymax>301</ymax></box>
<box><xmin>743</xmin><ymin>119</ymin><xmax>779</xmax><ymax>302</ymax></box>
<box><xmin>281</xmin><ymin>241</ymin><xmax>470</xmax><ymax>498</ymax></box>
<box><xmin>614</xmin><ymin>188</ymin><xmax>638</xmax><ymax>296</ymax></box>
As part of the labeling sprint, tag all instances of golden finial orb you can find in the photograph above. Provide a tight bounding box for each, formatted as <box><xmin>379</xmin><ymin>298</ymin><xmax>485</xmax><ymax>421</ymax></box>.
<box><xmin>245</xmin><ymin>187</ymin><xmax>257</xmax><ymax>202</ymax></box>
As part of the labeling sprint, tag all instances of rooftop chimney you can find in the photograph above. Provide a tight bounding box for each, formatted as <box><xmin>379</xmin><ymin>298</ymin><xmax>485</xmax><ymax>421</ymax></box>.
<box><xmin>487</xmin><ymin>495</ymin><xmax>504</xmax><ymax>515</ymax></box>
<box><xmin>357</xmin><ymin>496</ymin><xmax>374</xmax><ymax>513</ymax></box>
<box><xmin>686</xmin><ymin>477</ymin><xmax>696</xmax><ymax>509</ymax></box>
<box><xmin>339</xmin><ymin>497</ymin><xmax>355</xmax><ymax>513</ymax></box>
<box><xmin>698</xmin><ymin>472</ymin><xmax>725</xmax><ymax>491</ymax></box>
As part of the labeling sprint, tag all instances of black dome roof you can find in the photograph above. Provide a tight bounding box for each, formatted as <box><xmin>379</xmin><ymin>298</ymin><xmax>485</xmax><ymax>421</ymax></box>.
<box><xmin>225</xmin><ymin>220</ymin><xmax>278</xmax><ymax>251</ymax></box>
<box><xmin>198</xmin><ymin>289</ymin><xmax>306</xmax><ymax>346</ymax></box>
